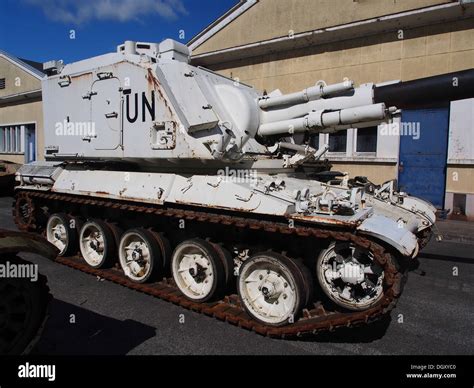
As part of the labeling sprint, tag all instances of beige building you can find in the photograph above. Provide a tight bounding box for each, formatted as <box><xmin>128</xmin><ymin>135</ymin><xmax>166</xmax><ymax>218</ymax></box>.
<box><xmin>0</xmin><ymin>50</ymin><xmax>44</xmax><ymax>165</ymax></box>
<box><xmin>189</xmin><ymin>0</ymin><xmax>474</xmax><ymax>218</ymax></box>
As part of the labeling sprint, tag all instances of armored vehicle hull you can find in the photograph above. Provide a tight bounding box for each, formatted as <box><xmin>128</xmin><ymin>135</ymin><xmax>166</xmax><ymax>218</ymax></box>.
<box><xmin>14</xmin><ymin>160</ymin><xmax>436</xmax><ymax>332</ymax></box>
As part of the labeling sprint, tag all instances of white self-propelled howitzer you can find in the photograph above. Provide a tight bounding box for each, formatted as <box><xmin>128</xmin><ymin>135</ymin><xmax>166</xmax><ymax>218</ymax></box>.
<box><xmin>15</xmin><ymin>39</ymin><xmax>471</xmax><ymax>331</ymax></box>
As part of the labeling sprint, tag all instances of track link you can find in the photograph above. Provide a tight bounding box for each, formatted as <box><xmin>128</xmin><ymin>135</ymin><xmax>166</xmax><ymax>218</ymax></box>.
<box><xmin>14</xmin><ymin>190</ymin><xmax>406</xmax><ymax>338</ymax></box>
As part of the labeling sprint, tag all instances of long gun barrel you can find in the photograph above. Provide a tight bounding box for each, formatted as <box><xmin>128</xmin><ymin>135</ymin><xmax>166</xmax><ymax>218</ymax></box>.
<box><xmin>257</xmin><ymin>82</ymin><xmax>394</xmax><ymax>138</ymax></box>
<box><xmin>257</xmin><ymin>69</ymin><xmax>474</xmax><ymax>139</ymax></box>
<box><xmin>258</xmin><ymin>103</ymin><xmax>393</xmax><ymax>136</ymax></box>
<box><xmin>373</xmin><ymin>69</ymin><xmax>474</xmax><ymax>109</ymax></box>
<box><xmin>258</xmin><ymin>81</ymin><xmax>354</xmax><ymax>109</ymax></box>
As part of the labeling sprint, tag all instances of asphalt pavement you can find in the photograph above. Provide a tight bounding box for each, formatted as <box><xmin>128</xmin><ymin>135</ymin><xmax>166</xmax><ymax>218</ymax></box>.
<box><xmin>1</xmin><ymin>196</ymin><xmax>472</xmax><ymax>355</ymax></box>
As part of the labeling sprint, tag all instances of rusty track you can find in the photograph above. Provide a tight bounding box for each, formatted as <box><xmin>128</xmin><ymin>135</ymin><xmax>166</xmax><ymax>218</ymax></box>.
<box><xmin>13</xmin><ymin>190</ymin><xmax>406</xmax><ymax>338</ymax></box>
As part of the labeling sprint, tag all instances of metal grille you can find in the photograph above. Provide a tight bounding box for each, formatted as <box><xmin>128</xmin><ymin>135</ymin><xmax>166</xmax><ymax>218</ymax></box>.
<box><xmin>0</xmin><ymin>78</ymin><xmax>5</xmax><ymax>89</ymax></box>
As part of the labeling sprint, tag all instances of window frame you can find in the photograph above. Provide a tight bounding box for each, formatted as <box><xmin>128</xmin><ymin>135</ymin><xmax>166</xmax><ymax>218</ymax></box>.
<box><xmin>327</xmin><ymin>129</ymin><xmax>349</xmax><ymax>155</ymax></box>
<box><xmin>354</xmin><ymin>126</ymin><xmax>378</xmax><ymax>156</ymax></box>
<box><xmin>319</xmin><ymin>126</ymin><xmax>379</xmax><ymax>159</ymax></box>
<box><xmin>0</xmin><ymin>123</ymin><xmax>35</xmax><ymax>155</ymax></box>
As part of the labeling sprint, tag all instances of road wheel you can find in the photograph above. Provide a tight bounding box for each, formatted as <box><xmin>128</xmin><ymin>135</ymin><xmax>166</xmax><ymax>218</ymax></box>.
<box><xmin>171</xmin><ymin>238</ymin><xmax>226</xmax><ymax>302</ymax></box>
<box><xmin>118</xmin><ymin>228</ymin><xmax>163</xmax><ymax>283</ymax></box>
<box><xmin>238</xmin><ymin>252</ymin><xmax>306</xmax><ymax>326</ymax></box>
<box><xmin>79</xmin><ymin>220</ymin><xmax>116</xmax><ymax>268</ymax></box>
<box><xmin>45</xmin><ymin>213</ymin><xmax>77</xmax><ymax>256</ymax></box>
<box><xmin>316</xmin><ymin>241</ymin><xmax>384</xmax><ymax>311</ymax></box>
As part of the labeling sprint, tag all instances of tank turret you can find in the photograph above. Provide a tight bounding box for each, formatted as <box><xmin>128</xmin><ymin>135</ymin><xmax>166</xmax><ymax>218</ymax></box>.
<box><xmin>39</xmin><ymin>39</ymin><xmax>402</xmax><ymax>166</ymax></box>
<box><xmin>39</xmin><ymin>39</ymin><xmax>473</xmax><ymax>167</ymax></box>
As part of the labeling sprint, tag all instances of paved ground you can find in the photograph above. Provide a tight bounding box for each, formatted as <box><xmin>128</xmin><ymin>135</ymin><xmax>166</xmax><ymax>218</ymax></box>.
<box><xmin>436</xmin><ymin>219</ymin><xmax>474</xmax><ymax>245</ymax></box>
<box><xmin>1</xmin><ymin>196</ymin><xmax>473</xmax><ymax>355</ymax></box>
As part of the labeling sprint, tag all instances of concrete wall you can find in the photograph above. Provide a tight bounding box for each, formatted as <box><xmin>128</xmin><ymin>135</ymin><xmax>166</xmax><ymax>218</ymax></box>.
<box><xmin>0</xmin><ymin>99</ymin><xmax>44</xmax><ymax>163</ymax></box>
<box><xmin>446</xmin><ymin>165</ymin><xmax>474</xmax><ymax>194</ymax></box>
<box><xmin>330</xmin><ymin>162</ymin><xmax>398</xmax><ymax>185</ymax></box>
<box><xmin>0</xmin><ymin>152</ymin><xmax>23</xmax><ymax>165</ymax></box>
<box><xmin>444</xmin><ymin>97</ymin><xmax>474</xmax><ymax>219</ymax></box>
<box><xmin>448</xmin><ymin>98</ymin><xmax>474</xmax><ymax>165</ymax></box>
<box><xmin>194</xmin><ymin>0</ymin><xmax>451</xmax><ymax>55</ymax></box>
<box><xmin>206</xmin><ymin>19</ymin><xmax>473</xmax><ymax>93</ymax></box>
<box><xmin>0</xmin><ymin>57</ymin><xmax>41</xmax><ymax>97</ymax></box>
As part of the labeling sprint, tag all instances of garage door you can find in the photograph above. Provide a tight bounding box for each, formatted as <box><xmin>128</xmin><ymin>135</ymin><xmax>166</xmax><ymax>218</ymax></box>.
<box><xmin>398</xmin><ymin>107</ymin><xmax>449</xmax><ymax>208</ymax></box>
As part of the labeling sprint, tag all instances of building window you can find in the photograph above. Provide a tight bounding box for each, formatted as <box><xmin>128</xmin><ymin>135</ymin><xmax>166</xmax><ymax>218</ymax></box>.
<box><xmin>0</xmin><ymin>126</ymin><xmax>22</xmax><ymax>154</ymax></box>
<box><xmin>310</xmin><ymin>134</ymin><xmax>320</xmax><ymax>149</ymax></box>
<box><xmin>0</xmin><ymin>78</ymin><xmax>5</xmax><ymax>89</ymax></box>
<box><xmin>328</xmin><ymin>130</ymin><xmax>347</xmax><ymax>153</ymax></box>
<box><xmin>356</xmin><ymin>126</ymin><xmax>377</xmax><ymax>153</ymax></box>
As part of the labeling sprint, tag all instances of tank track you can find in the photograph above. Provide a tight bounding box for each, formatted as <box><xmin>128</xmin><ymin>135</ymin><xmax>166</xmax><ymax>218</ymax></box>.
<box><xmin>13</xmin><ymin>190</ymin><xmax>407</xmax><ymax>338</ymax></box>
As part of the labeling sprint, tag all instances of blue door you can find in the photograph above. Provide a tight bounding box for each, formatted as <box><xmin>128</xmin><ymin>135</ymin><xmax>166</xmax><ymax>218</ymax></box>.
<box><xmin>398</xmin><ymin>107</ymin><xmax>449</xmax><ymax>208</ymax></box>
<box><xmin>25</xmin><ymin>126</ymin><xmax>36</xmax><ymax>163</ymax></box>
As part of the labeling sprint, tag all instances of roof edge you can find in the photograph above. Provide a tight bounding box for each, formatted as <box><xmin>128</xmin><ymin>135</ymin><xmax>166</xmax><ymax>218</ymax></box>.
<box><xmin>191</xmin><ymin>1</ymin><xmax>473</xmax><ymax>66</ymax></box>
<box><xmin>188</xmin><ymin>0</ymin><xmax>258</xmax><ymax>51</ymax></box>
<box><xmin>0</xmin><ymin>89</ymin><xmax>42</xmax><ymax>106</ymax></box>
<box><xmin>0</xmin><ymin>50</ymin><xmax>45</xmax><ymax>80</ymax></box>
